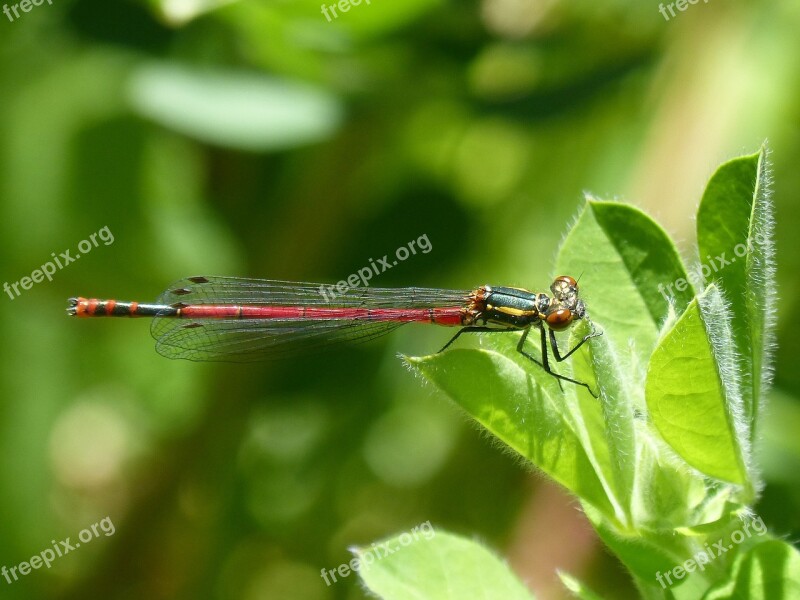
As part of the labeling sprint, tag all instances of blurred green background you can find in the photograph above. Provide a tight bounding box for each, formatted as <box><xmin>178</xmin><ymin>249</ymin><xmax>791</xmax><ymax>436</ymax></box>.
<box><xmin>1</xmin><ymin>0</ymin><xmax>799</xmax><ymax>598</ymax></box>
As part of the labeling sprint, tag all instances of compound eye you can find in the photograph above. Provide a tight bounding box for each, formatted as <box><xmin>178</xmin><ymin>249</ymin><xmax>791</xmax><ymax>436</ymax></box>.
<box><xmin>550</xmin><ymin>275</ymin><xmax>578</xmax><ymax>299</ymax></box>
<box><xmin>556</xmin><ymin>275</ymin><xmax>577</xmax><ymax>287</ymax></box>
<box><xmin>546</xmin><ymin>309</ymin><xmax>574</xmax><ymax>330</ymax></box>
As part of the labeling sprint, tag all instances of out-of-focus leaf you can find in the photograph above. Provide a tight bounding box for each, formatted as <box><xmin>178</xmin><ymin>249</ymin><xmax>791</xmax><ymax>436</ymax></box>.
<box><xmin>316</xmin><ymin>0</ymin><xmax>444</xmax><ymax>39</ymax></box>
<box><xmin>146</xmin><ymin>0</ymin><xmax>238</xmax><ymax>26</ymax></box>
<box><xmin>558</xmin><ymin>571</ymin><xmax>605</xmax><ymax>600</ymax></box>
<box><xmin>127</xmin><ymin>63</ymin><xmax>343</xmax><ymax>151</ymax></box>
<box><xmin>758</xmin><ymin>389</ymin><xmax>800</xmax><ymax>483</ymax></box>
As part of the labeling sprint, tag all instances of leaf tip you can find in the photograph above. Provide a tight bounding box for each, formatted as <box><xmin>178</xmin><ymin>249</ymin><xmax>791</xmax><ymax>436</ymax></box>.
<box><xmin>399</xmin><ymin>353</ymin><xmax>424</xmax><ymax>367</ymax></box>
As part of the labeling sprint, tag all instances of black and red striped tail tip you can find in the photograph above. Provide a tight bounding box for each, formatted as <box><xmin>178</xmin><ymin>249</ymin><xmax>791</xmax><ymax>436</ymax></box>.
<box><xmin>66</xmin><ymin>297</ymin><xmax>81</xmax><ymax>316</ymax></box>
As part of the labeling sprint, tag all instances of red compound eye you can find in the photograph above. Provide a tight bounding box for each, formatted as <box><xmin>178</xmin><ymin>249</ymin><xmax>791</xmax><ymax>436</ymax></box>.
<box><xmin>546</xmin><ymin>309</ymin><xmax>574</xmax><ymax>330</ymax></box>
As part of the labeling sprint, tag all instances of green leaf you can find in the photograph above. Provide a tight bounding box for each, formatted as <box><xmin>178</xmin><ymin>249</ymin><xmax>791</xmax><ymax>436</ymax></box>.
<box><xmin>588</xmin><ymin>198</ymin><xmax>696</xmax><ymax>321</ymax></box>
<box><xmin>555</xmin><ymin>201</ymin><xmax>658</xmax><ymax>378</ymax></box>
<box><xmin>556</xmin><ymin>200</ymin><xmax>693</xmax><ymax>366</ymax></box>
<box><xmin>128</xmin><ymin>63</ymin><xmax>344</xmax><ymax>151</ymax></box>
<box><xmin>628</xmin><ymin>431</ymin><xmax>735</xmax><ymax>530</ymax></box>
<box><xmin>409</xmin><ymin>200</ymin><xmax>703</xmax><ymax>526</ymax></box>
<box><xmin>702</xmin><ymin>540</ymin><xmax>800</xmax><ymax>600</ymax></box>
<box><xmin>697</xmin><ymin>146</ymin><xmax>776</xmax><ymax>445</ymax></box>
<box><xmin>645</xmin><ymin>285</ymin><xmax>748</xmax><ymax>485</ymax></box>
<box><xmin>568</xmin><ymin>323</ymin><xmax>636</xmax><ymax>513</ymax></box>
<box><xmin>354</xmin><ymin>529</ymin><xmax>534</xmax><ymax>600</ymax></box>
<box><xmin>551</xmin><ymin>198</ymin><xmax>694</xmax><ymax>427</ymax></box>
<box><xmin>583</xmin><ymin>503</ymin><xmax>694</xmax><ymax>588</ymax></box>
<box><xmin>553</xmin><ymin>199</ymin><xmax>703</xmax><ymax>520</ymax></box>
<box><xmin>406</xmin><ymin>349</ymin><xmax>618</xmax><ymax>519</ymax></box>
<box><xmin>401</xmin><ymin>154</ymin><xmax>779</xmax><ymax>599</ymax></box>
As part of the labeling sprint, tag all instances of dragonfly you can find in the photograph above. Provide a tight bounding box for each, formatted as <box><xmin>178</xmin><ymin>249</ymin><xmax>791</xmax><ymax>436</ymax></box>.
<box><xmin>67</xmin><ymin>275</ymin><xmax>602</xmax><ymax>395</ymax></box>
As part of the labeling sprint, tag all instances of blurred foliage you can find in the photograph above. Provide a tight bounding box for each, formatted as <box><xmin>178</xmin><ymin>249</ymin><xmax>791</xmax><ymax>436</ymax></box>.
<box><xmin>0</xmin><ymin>0</ymin><xmax>799</xmax><ymax>599</ymax></box>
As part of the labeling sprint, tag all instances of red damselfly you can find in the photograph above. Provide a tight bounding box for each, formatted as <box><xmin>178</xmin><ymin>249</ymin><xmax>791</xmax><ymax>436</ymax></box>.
<box><xmin>67</xmin><ymin>275</ymin><xmax>602</xmax><ymax>395</ymax></box>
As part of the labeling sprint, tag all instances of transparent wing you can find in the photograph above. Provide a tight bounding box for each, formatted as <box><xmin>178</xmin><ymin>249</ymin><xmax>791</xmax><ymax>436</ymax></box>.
<box><xmin>151</xmin><ymin>276</ymin><xmax>470</xmax><ymax>361</ymax></box>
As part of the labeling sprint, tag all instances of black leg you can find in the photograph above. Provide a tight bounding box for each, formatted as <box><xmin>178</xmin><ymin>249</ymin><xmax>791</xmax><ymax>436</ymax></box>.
<box><xmin>549</xmin><ymin>323</ymin><xmax>603</xmax><ymax>362</ymax></box>
<box><xmin>536</xmin><ymin>326</ymin><xmax>563</xmax><ymax>392</ymax></box>
<box><xmin>516</xmin><ymin>325</ymin><xmax>598</xmax><ymax>398</ymax></box>
<box><xmin>437</xmin><ymin>327</ymin><xmax>507</xmax><ymax>353</ymax></box>
<box><xmin>439</xmin><ymin>324</ymin><xmax>599</xmax><ymax>398</ymax></box>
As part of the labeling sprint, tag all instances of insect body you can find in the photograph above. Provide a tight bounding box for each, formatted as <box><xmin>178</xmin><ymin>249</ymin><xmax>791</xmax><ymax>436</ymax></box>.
<box><xmin>68</xmin><ymin>275</ymin><xmax>601</xmax><ymax>395</ymax></box>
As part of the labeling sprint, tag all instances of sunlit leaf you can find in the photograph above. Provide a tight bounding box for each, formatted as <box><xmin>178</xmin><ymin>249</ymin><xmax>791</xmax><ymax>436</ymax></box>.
<box><xmin>355</xmin><ymin>529</ymin><xmax>534</xmax><ymax>600</ymax></box>
<box><xmin>697</xmin><ymin>146</ymin><xmax>775</xmax><ymax>448</ymax></box>
<box><xmin>407</xmin><ymin>348</ymin><xmax>617</xmax><ymax>519</ymax></box>
<box><xmin>703</xmin><ymin>540</ymin><xmax>800</xmax><ymax>600</ymax></box>
<box><xmin>646</xmin><ymin>285</ymin><xmax>748</xmax><ymax>485</ymax></box>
